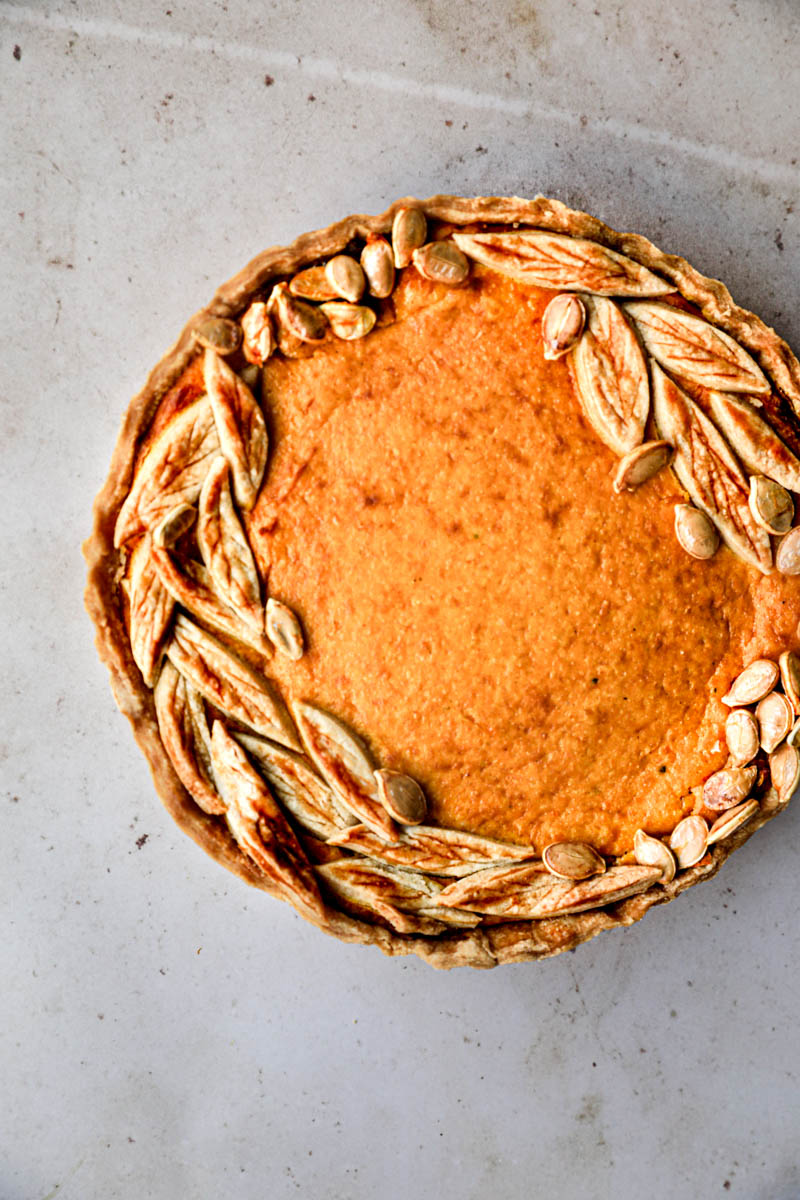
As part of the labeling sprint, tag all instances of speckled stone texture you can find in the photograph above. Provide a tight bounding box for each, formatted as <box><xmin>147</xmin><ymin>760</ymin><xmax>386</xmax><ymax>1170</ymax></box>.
<box><xmin>2</xmin><ymin>2</ymin><xmax>800</xmax><ymax>1197</ymax></box>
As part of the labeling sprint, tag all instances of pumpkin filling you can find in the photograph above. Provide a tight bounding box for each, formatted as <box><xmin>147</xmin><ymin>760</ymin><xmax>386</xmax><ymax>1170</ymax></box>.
<box><xmin>183</xmin><ymin>266</ymin><xmax>800</xmax><ymax>857</ymax></box>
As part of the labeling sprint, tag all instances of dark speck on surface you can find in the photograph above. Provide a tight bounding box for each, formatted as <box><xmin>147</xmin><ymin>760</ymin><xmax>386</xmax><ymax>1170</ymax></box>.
<box><xmin>264</xmin><ymin>74</ymin><xmax>274</xmax><ymax>86</ymax></box>
<box><xmin>135</xmin><ymin>834</ymin><xmax>149</xmax><ymax>849</ymax></box>
<box><xmin>13</xmin><ymin>44</ymin><xmax>21</xmax><ymax>60</ymax></box>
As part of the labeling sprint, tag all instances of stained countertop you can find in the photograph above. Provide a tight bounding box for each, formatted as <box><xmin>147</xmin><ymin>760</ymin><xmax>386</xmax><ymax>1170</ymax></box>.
<box><xmin>2</xmin><ymin>2</ymin><xmax>800</xmax><ymax>1197</ymax></box>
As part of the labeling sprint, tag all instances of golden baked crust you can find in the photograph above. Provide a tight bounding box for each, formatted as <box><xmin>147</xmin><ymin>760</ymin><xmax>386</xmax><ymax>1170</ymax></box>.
<box><xmin>85</xmin><ymin>194</ymin><xmax>800</xmax><ymax>967</ymax></box>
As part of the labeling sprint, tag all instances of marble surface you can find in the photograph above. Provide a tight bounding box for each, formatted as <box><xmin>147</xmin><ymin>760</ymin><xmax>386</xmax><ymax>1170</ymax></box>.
<box><xmin>3</xmin><ymin>2</ymin><xmax>800</xmax><ymax>1197</ymax></box>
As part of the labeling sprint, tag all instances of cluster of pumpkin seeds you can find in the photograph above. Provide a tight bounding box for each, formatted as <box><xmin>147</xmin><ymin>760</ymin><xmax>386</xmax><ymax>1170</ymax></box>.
<box><xmin>538</xmin><ymin>282</ymin><xmax>800</xmax><ymax>576</ymax></box>
<box><xmin>197</xmin><ymin>206</ymin><xmax>473</xmax><ymax>365</ymax></box>
<box><xmin>626</xmin><ymin>652</ymin><xmax>800</xmax><ymax>880</ymax></box>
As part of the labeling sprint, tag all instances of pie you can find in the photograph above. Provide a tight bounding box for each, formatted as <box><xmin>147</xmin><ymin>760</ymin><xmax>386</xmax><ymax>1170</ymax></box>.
<box><xmin>84</xmin><ymin>194</ymin><xmax>800</xmax><ymax>968</ymax></box>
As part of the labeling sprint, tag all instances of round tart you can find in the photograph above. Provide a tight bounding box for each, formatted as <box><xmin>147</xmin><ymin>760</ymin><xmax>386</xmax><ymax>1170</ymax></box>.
<box><xmin>85</xmin><ymin>194</ymin><xmax>800</xmax><ymax>968</ymax></box>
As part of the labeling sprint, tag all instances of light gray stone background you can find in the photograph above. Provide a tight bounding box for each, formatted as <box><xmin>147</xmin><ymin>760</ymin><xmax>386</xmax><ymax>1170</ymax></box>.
<box><xmin>2</xmin><ymin>2</ymin><xmax>800</xmax><ymax>1197</ymax></box>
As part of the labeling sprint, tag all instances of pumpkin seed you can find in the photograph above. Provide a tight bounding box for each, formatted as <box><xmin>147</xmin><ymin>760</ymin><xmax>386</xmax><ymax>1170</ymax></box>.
<box><xmin>721</xmin><ymin>658</ymin><xmax>779</xmax><ymax>706</ymax></box>
<box><xmin>240</xmin><ymin>301</ymin><xmax>274</xmax><ymax>366</ymax></box>
<box><xmin>360</xmin><ymin>235</ymin><xmax>395</xmax><ymax>298</ymax></box>
<box><xmin>776</xmin><ymin>527</ymin><xmax>800</xmax><ymax>575</ymax></box>
<box><xmin>669</xmin><ymin>815</ymin><xmax>708</xmax><ymax>869</ymax></box>
<box><xmin>392</xmin><ymin>206</ymin><xmax>427</xmax><ymax>268</ymax></box>
<box><xmin>268</xmin><ymin>282</ymin><xmax>327</xmax><ymax>342</ymax></box>
<box><xmin>769</xmin><ymin>741</ymin><xmax>800</xmax><ymax>801</ymax></box>
<box><xmin>412</xmin><ymin>241</ymin><xmax>470</xmax><ymax>285</ymax></box>
<box><xmin>289</xmin><ymin>265</ymin><xmax>339</xmax><ymax>302</ymax></box>
<box><xmin>374</xmin><ymin>770</ymin><xmax>427</xmax><ymax>825</ymax></box>
<box><xmin>632</xmin><ymin>829</ymin><xmax>676</xmax><ymax>882</ymax></box>
<box><xmin>748</xmin><ymin>476</ymin><xmax>794</xmax><ymax>534</ymax></box>
<box><xmin>755</xmin><ymin>690</ymin><xmax>794</xmax><ymax>752</ymax></box>
<box><xmin>325</xmin><ymin>254</ymin><xmax>366</xmax><ymax>302</ymax></box>
<box><xmin>707</xmin><ymin>799</ymin><xmax>760</xmax><ymax>845</ymax></box>
<box><xmin>542</xmin><ymin>841</ymin><xmax>605</xmax><ymax>880</ymax></box>
<box><xmin>702</xmin><ymin>766</ymin><xmax>757</xmax><ymax>813</ymax></box>
<box><xmin>779</xmin><ymin>650</ymin><xmax>800</xmax><ymax>714</ymax></box>
<box><xmin>674</xmin><ymin>503</ymin><xmax>719</xmax><ymax>560</ymax></box>
<box><xmin>265</xmin><ymin>598</ymin><xmax>305</xmax><ymax>661</ymax></box>
<box><xmin>724</xmin><ymin>708</ymin><xmax>760</xmax><ymax>766</ymax></box>
<box><xmin>194</xmin><ymin>316</ymin><xmax>241</xmax><ymax>355</ymax></box>
<box><xmin>319</xmin><ymin>302</ymin><xmax>376</xmax><ymax>341</ymax></box>
<box><xmin>541</xmin><ymin>293</ymin><xmax>586</xmax><ymax>361</ymax></box>
<box><xmin>613</xmin><ymin>439</ymin><xmax>673</xmax><ymax>494</ymax></box>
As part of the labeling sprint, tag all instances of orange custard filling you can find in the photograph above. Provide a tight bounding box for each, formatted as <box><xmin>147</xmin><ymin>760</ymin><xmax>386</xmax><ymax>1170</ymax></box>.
<box><xmin>136</xmin><ymin>268</ymin><xmax>800</xmax><ymax>856</ymax></box>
